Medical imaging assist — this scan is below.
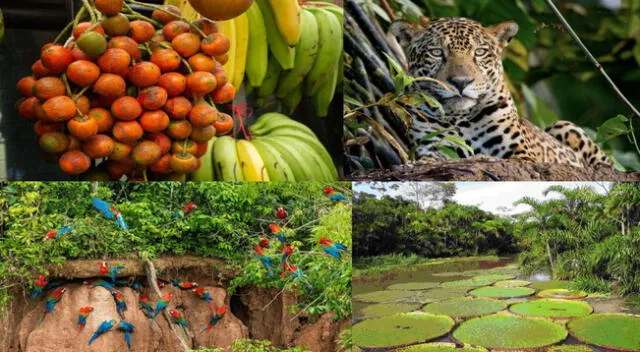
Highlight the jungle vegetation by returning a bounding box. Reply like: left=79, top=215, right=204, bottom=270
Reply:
left=353, top=182, right=640, bottom=295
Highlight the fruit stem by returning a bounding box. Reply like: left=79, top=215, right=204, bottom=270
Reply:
left=80, top=0, right=97, bottom=23
left=122, top=3, right=163, bottom=28
left=73, top=86, right=91, bottom=101
left=53, top=20, right=75, bottom=45
left=61, top=73, right=73, bottom=97
left=124, top=0, right=207, bottom=38
left=73, top=6, right=87, bottom=32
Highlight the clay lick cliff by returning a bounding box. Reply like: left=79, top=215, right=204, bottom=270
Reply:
left=1, top=257, right=349, bottom=352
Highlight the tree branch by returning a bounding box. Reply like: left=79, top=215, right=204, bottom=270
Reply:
left=545, top=0, right=640, bottom=118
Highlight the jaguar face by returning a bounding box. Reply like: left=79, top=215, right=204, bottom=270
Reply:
left=390, top=18, right=518, bottom=111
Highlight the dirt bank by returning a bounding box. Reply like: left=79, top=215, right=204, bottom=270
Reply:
left=349, top=159, right=640, bottom=181
left=0, top=257, right=349, bottom=352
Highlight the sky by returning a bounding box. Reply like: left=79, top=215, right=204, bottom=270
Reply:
left=353, top=182, right=611, bottom=216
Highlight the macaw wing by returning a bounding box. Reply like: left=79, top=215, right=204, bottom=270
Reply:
left=330, top=194, right=346, bottom=201
left=58, top=226, right=73, bottom=236
left=92, top=198, right=115, bottom=219
left=322, top=246, right=341, bottom=259
left=334, top=243, right=348, bottom=251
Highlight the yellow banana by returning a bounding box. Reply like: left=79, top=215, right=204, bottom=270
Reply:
left=236, top=139, right=270, bottom=181
left=217, top=19, right=236, bottom=83
left=251, top=139, right=296, bottom=181
left=213, top=136, right=244, bottom=181
left=256, top=0, right=295, bottom=70
left=245, top=3, right=269, bottom=87
left=268, top=0, right=302, bottom=46
left=232, top=13, right=249, bottom=90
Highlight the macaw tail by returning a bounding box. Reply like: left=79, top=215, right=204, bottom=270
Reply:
left=335, top=243, right=347, bottom=251
left=208, top=302, right=216, bottom=313
left=124, top=332, right=132, bottom=349
left=31, top=289, right=43, bottom=299
left=200, top=325, right=212, bottom=334
left=117, top=308, right=125, bottom=320
left=78, top=323, right=85, bottom=334
left=116, top=214, right=129, bottom=230
left=88, top=332, right=99, bottom=345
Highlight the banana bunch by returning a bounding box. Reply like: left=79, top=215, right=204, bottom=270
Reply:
left=191, top=113, right=338, bottom=181
left=246, top=1, right=344, bottom=117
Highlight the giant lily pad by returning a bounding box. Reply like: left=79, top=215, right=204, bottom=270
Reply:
left=529, top=280, right=571, bottom=290
left=546, top=345, right=594, bottom=352
left=567, top=313, right=640, bottom=351
left=422, top=297, right=507, bottom=319
left=468, top=286, right=535, bottom=299
left=394, top=342, right=487, bottom=351
left=421, top=287, right=471, bottom=301
left=441, top=279, right=495, bottom=288
left=451, top=314, right=568, bottom=350
left=387, top=282, right=440, bottom=291
left=509, top=299, right=593, bottom=319
left=359, top=302, right=420, bottom=319
left=472, top=274, right=516, bottom=281
left=431, top=272, right=465, bottom=277
left=494, top=280, right=531, bottom=287
left=353, top=312, right=455, bottom=349
left=537, top=289, right=587, bottom=300
left=353, top=290, right=416, bottom=303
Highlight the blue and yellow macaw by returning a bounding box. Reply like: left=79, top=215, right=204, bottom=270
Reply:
left=117, top=321, right=135, bottom=350
left=89, top=319, right=116, bottom=345
left=92, top=197, right=129, bottom=230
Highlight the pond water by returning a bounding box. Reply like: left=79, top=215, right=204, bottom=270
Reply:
left=353, top=256, right=640, bottom=351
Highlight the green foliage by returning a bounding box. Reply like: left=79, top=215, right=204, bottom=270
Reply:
left=192, top=339, right=310, bottom=352
left=0, top=182, right=352, bottom=318
left=335, top=328, right=353, bottom=352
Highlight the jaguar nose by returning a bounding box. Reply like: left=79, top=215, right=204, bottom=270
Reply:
left=447, top=77, right=475, bottom=93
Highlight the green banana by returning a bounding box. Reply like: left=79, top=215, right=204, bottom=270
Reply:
left=323, top=5, right=344, bottom=24
left=256, top=0, right=295, bottom=70
left=250, top=113, right=316, bottom=137
left=304, top=8, right=343, bottom=96
left=258, top=56, right=283, bottom=99
left=266, top=129, right=338, bottom=180
left=282, top=86, right=303, bottom=115
left=270, top=135, right=332, bottom=181
left=276, top=9, right=319, bottom=98
left=213, top=136, right=245, bottom=181
left=259, top=137, right=316, bottom=181
left=251, top=139, right=297, bottom=181
left=245, top=3, right=269, bottom=87
left=312, top=61, right=339, bottom=117
left=190, top=136, right=217, bottom=181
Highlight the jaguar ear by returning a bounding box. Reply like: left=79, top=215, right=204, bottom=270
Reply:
left=487, top=21, right=519, bottom=48
left=389, top=20, right=423, bottom=50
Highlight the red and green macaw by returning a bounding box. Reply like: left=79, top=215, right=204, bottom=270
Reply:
left=77, top=306, right=94, bottom=333
left=174, top=202, right=198, bottom=218
left=139, top=293, right=153, bottom=318
left=171, top=280, right=198, bottom=290
left=99, top=262, right=125, bottom=283
left=280, top=245, right=294, bottom=279
left=319, top=237, right=348, bottom=260
left=117, top=321, right=135, bottom=350
left=89, top=319, right=116, bottom=345
left=254, top=242, right=274, bottom=277
left=31, top=274, right=48, bottom=299
left=151, top=292, right=172, bottom=322
left=43, top=226, right=73, bottom=240
left=269, top=224, right=288, bottom=245
left=112, top=290, right=127, bottom=319
left=169, top=309, right=189, bottom=333
left=41, top=287, right=66, bottom=324
left=275, top=206, right=288, bottom=219
left=192, top=288, right=213, bottom=303
left=83, top=279, right=115, bottom=291
left=323, top=186, right=347, bottom=202
left=92, top=197, right=129, bottom=230
left=285, top=264, right=312, bottom=289
left=201, top=305, right=227, bottom=334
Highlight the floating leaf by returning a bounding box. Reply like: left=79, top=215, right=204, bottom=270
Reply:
left=395, top=342, right=487, bottom=352
left=468, top=286, right=535, bottom=299
left=494, top=280, right=531, bottom=287
left=359, top=302, right=420, bottom=319
left=422, top=297, right=507, bottom=319
left=353, top=312, right=455, bottom=349
left=509, top=299, right=593, bottom=319
left=387, top=282, right=440, bottom=291
left=529, top=280, right=571, bottom=290
left=568, top=313, right=640, bottom=351
left=537, top=289, right=587, bottom=300
left=441, top=279, right=495, bottom=288
left=472, top=274, right=516, bottom=281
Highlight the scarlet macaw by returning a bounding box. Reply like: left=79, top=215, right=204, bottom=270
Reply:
left=41, top=287, right=65, bottom=323
left=192, top=288, right=213, bottom=303
left=269, top=224, right=287, bottom=245
left=139, top=293, right=153, bottom=318
left=31, top=274, right=48, bottom=299
left=174, top=202, right=198, bottom=218
left=319, top=237, right=348, bottom=260
left=112, top=290, right=127, bottom=319
left=117, top=321, right=135, bottom=350
left=100, top=262, right=125, bottom=283
left=280, top=245, right=294, bottom=279
left=200, top=305, right=227, bottom=334
left=92, top=197, right=129, bottom=230
left=43, top=226, right=73, bottom=240
left=286, top=264, right=312, bottom=289
left=322, top=187, right=347, bottom=201
left=254, top=244, right=274, bottom=277
left=275, top=206, right=288, bottom=219
left=77, top=306, right=94, bottom=333
left=88, top=319, right=116, bottom=345
left=151, top=293, right=172, bottom=322
left=171, top=280, right=198, bottom=290
left=83, top=279, right=115, bottom=291
left=169, top=309, right=189, bottom=333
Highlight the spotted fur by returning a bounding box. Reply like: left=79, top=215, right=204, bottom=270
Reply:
left=389, top=17, right=610, bottom=168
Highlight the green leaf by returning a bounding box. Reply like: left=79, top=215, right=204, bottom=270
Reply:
left=418, top=128, right=455, bottom=143
left=596, top=115, right=630, bottom=144
left=438, top=146, right=461, bottom=159
left=521, top=84, right=560, bottom=128
left=443, top=135, right=474, bottom=154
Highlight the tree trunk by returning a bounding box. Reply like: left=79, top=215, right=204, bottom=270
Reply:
left=546, top=241, right=555, bottom=276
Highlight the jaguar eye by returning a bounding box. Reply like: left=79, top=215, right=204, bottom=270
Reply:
left=475, top=48, right=489, bottom=56
left=428, top=49, right=444, bottom=57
